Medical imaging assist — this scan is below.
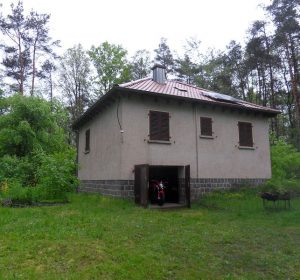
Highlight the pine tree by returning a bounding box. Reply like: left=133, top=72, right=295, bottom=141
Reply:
left=154, top=38, right=174, bottom=75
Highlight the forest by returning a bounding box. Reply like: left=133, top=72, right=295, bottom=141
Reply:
left=0, top=0, right=299, bottom=202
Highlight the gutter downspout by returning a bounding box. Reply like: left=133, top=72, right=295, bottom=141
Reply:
left=75, top=130, right=79, bottom=192
left=193, top=104, right=199, bottom=179
left=116, top=95, right=124, bottom=144
left=116, top=95, right=123, bottom=180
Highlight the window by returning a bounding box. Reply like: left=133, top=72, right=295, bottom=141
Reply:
left=149, top=110, right=170, bottom=141
left=238, top=122, right=253, bottom=147
left=200, top=117, right=213, bottom=137
left=85, top=129, right=90, bottom=152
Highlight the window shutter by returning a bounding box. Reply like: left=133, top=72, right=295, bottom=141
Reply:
left=149, top=111, right=160, bottom=140
left=238, top=122, right=253, bottom=147
left=200, top=117, right=213, bottom=136
left=85, top=129, right=90, bottom=151
left=149, top=111, right=170, bottom=141
left=160, top=112, right=169, bottom=141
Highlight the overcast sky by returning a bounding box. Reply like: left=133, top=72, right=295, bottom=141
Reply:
left=3, top=0, right=272, bottom=57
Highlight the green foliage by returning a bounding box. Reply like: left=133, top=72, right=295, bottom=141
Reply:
left=0, top=94, right=67, bottom=157
left=89, top=41, right=132, bottom=95
left=271, top=140, right=300, bottom=180
left=59, top=44, right=92, bottom=122
left=154, top=37, right=174, bottom=74
left=263, top=140, right=300, bottom=193
left=0, top=94, right=77, bottom=203
left=0, top=155, right=34, bottom=186
left=4, top=181, right=33, bottom=204
left=199, top=188, right=262, bottom=212
left=130, top=49, right=152, bottom=80
left=0, top=1, right=59, bottom=95
left=175, top=54, right=199, bottom=84
left=36, top=150, right=79, bottom=200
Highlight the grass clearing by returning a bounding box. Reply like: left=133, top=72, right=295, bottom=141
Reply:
left=0, top=189, right=300, bottom=279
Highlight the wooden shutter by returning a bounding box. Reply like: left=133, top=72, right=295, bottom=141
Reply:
left=185, top=165, right=191, bottom=208
left=238, top=122, right=253, bottom=147
left=200, top=117, right=212, bottom=136
left=149, top=111, right=170, bottom=141
left=134, top=164, right=149, bottom=207
left=85, top=129, right=90, bottom=151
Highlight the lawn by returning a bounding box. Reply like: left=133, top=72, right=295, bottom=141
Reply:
left=0, top=189, right=300, bottom=280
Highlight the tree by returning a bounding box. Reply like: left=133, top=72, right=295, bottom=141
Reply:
left=183, top=37, right=203, bottom=64
left=131, top=49, right=151, bottom=80
left=0, top=88, right=6, bottom=115
left=0, top=94, right=77, bottom=200
left=58, top=44, right=92, bottom=123
left=38, top=59, right=56, bottom=104
left=175, top=38, right=206, bottom=86
left=0, top=1, right=30, bottom=94
left=193, top=49, right=236, bottom=96
left=0, top=95, right=68, bottom=158
left=26, top=10, right=60, bottom=95
left=174, top=54, right=199, bottom=84
left=0, top=1, right=59, bottom=95
left=88, top=41, right=132, bottom=95
left=154, top=38, right=174, bottom=75
left=267, top=0, right=300, bottom=147
left=226, top=41, right=249, bottom=100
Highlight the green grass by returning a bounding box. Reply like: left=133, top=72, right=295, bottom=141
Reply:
left=0, top=189, right=300, bottom=280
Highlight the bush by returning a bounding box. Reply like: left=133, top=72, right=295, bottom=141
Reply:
left=262, top=140, right=300, bottom=194
left=0, top=95, right=69, bottom=157
left=36, top=149, right=79, bottom=200
left=0, top=155, right=35, bottom=186
left=0, top=94, right=78, bottom=204
left=271, top=140, right=300, bottom=180
left=0, top=181, right=33, bottom=204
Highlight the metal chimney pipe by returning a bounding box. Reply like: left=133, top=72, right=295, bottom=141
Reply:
left=152, top=64, right=166, bottom=84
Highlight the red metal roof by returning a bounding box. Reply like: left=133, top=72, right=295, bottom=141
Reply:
left=119, top=78, right=279, bottom=114
left=73, top=77, right=280, bottom=129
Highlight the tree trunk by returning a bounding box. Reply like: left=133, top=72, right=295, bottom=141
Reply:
left=49, top=70, right=53, bottom=111
left=31, top=42, right=37, bottom=96
left=18, top=35, right=24, bottom=95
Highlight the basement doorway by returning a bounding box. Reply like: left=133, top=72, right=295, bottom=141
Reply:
left=149, top=166, right=179, bottom=203
left=134, top=164, right=190, bottom=208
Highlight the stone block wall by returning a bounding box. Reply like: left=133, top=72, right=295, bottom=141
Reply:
left=190, top=178, right=266, bottom=201
left=78, top=180, right=134, bottom=199
left=79, top=178, right=266, bottom=202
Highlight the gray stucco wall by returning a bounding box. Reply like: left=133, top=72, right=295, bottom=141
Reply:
left=120, top=95, right=271, bottom=180
left=77, top=101, right=122, bottom=180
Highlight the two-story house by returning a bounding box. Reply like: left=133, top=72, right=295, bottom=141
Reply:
left=72, top=65, right=279, bottom=207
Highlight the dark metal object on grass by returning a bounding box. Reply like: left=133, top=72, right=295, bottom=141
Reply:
left=260, top=192, right=291, bottom=209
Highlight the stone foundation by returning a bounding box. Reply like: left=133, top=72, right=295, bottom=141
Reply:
left=78, top=180, right=134, bottom=199
left=190, top=178, right=266, bottom=201
left=79, top=178, right=266, bottom=202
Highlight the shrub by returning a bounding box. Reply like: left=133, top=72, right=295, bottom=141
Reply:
left=1, top=181, right=33, bottom=204
left=0, top=155, right=35, bottom=186
left=262, top=140, right=300, bottom=194
left=0, top=95, right=69, bottom=157
left=0, top=94, right=78, bottom=204
left=36, top=149, right=79, bottom=200
left=271, top=140, right=300, bottom=180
